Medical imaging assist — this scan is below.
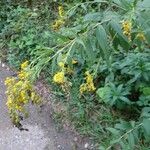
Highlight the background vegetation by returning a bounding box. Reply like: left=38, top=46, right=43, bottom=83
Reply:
left=0, top=0, right=150, bottom=149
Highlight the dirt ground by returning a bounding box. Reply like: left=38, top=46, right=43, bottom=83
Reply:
left=0, top=64, right=89, bottom=150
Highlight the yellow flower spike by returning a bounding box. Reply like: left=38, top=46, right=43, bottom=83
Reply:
left=20, top=91, right=26, bottom=100
left=53, top=71, right=65, bottom=84
left=79, top=71, right=96, bottom=94
left=66, top=67, right=74, bottom=75
left=22, top=80, right=31, bottom=89
left=31, top=92, right=40, bottom=104
left=58, top=6, right=64, bottom=18
left=5, top=77, right=16, bottom=86
left=87, top=82, right=96, bottom=92
left=52, top=19, right=65, bottom=31
left=6, top=99, right=13, bottom=108
left=5, top=60, right=40, bottom=125
left=18, top=71, right=30, bottom=80
left=122, top=20, right=132, bottom=41
left=15, top=80, right=23, bottom=87
left=15, top=105, right=23, bottom=112
left=136, top=32, right=146, bottom=41
left=31, top=92, right=36, bottom=100
left=21, top=61, right=29, bottom=69
left=85, top=71, right=93, bottom=83
left=80, top=83, right=87, bottom=94
left=58, top=62, right=65, bottom=68
left=13, top=87, right=17, bottom=93
left=72, top=59, right=78, bottom=65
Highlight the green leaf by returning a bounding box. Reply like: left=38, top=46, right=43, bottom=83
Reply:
left=106, top=127, right=120, bottom=135
left=84, top=12, right=102, bottom=22
left=120, top=96, right=131, bottom=104
left=142, top=87, right=150, bottom=96
left=110, top=138, right=120, bottom=145
left=141, top=107, right=150, bottom=118
left=96, top=25, right=111, bottom=68
left=143, top=119, right=150, bottom=136
left=96, top=87, right=110, bottom=103
left=128, top=133, right=135, bottom=149
left=115, top=121, right=131, bottom=131
left=96, top=25, right=107, bottom=51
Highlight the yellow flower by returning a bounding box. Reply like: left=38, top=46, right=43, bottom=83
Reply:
left=85, top=71, right=93, bottom=83
left=5, top=61, right=40, bottom=125
left=18, top=71, right=29, bottom=80
left=66, top=67, right=74, bottom=74
left=6, top=99, right=13, bottom=108
left=31, top=92, right=36, bottom=100
left=13, top=87, right=17, bottom=93
left=53, top=71, right=65, bottom=84
left=58, top=6, right=64, bottom=18
left=122, top=20, right=132, bottom=41
left=87, top=82, right=96, bottom=92
left=79, top=71, right=96, bottom=94
left=22, top=80, right=32, bottom=89
left=15, top=80, right=23, bottom=87
left=72, top=59, right=78, bottom=65
left=15, top=105, right=23, bottom=111
left=52, top=19, right=65, bottom=31
left=5, top=77, right=16, bottom=86
left=80, top=83, right=87, bottom=94
left=31, top=92, right=40, bottom=104
left=136, top=32, right=146, bottom=41
left=58, top=62, right=65, bottom=68
left=21, top=61, right=28, bottom=69
left=20, top=91, right=26, bottom=100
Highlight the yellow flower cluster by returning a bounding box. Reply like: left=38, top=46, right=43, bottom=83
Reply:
left=53, top=71, right=65, bottom=84
left=5, top=61, right=40, bottom=124
left=58, top=61, right=65, bottom=68
left=18, top=61, right=30, bottom=80
left=52, top=6, right=65, bottom=31
left=59, top=61, right=73, bottom=74
left=80, top=71, right=96, bottom=94
left=122, top=20, right=132, bottom=41
left=136, top=32, right=146, bottom=41
left=53, top=60, right=76, bottom=85
left=21, top=60, right=28, bottom=69
left=58, top=6, right=64, bottom=18
left=53, top=59, right=77, bottom=84
left=52, top=19, right=65, bottom=31
left=72, top=59, right=78, bottom=65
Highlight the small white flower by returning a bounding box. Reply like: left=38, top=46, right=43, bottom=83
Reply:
left=84, top=143, right=89, bottom=149
left=2, top=63, right=5, bottom=67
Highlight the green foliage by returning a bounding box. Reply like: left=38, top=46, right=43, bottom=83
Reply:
left=1, top=0, right=150, bottom=149
left=97, top=83, right=130, bottom=107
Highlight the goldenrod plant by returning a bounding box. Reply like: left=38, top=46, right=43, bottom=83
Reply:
left=5, top=61, right=40, bottom=125
left=52, top=6, right=65, bottom=31
left=80, top=71, right=96, bottom=94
